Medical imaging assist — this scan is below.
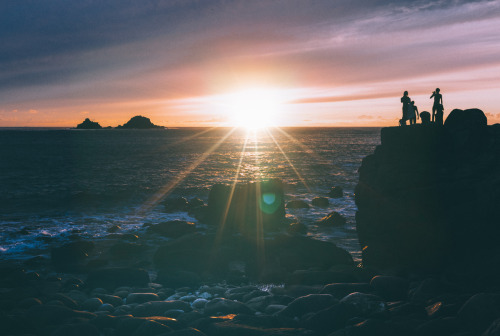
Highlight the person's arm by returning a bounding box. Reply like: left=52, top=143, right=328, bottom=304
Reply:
left=416, top=107, right=419, bottom=119
left=430, top=92, right=435, bottom=99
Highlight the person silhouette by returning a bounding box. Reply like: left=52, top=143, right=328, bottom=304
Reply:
left=407, top=101, right=419, bottom=125
left=400, top=91, right=411, bottom=126
left=435, top=103, right=444, bottom=126
left=430, top=88, right=443, bottom=122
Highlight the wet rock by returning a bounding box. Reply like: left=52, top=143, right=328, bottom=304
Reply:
left=370, top=275, right=409, bottom=301
left=320, top=283, right=372, bottom=299
left=86, top=267, right=150, bottom=290
left=287, top=270, right=358, bottom=286
left=207, top=179, right=286, bottom=233
left=147, top=220, right=196, bottom=238
left=17, top=297, right=43, bottom=309
left=484, top=318, right=500, bottom=336
left=192, top=298, right=209, bottom=310
left=286, top=200, right=310, bottom=209
left=317, top=211, right=346, bottom=226
left=52, top=322, right=100, bottom=336
left=204, top=298, right=253, bottom=316
left=312, top=197, right=329, bottom=207
left=109, top=242, right=147, bottom=259
left=188, top=197, right=205, bottom=209
left=415, top=317, right=461, bottom=336
left=95, top=294, right=123, bottom=307
left=107, top=225, right=121, bottom=233
left=126, top=293, right=160, bottom=304
left=339, top=292, right=386, bottom=317
left=97, top=303, right=115, bottom=313
left=277, top=294, right=338, bottom=318
left=328, top=186, right=343, bottom=198
left=409, top=278, right=441, bottom=303
left=302, top=302, right=357, bottom=334
left=26, top=304, right=96, bottom=326
left=82, top=298, right=103, bottom=312
left=168, top=328, right=208, bottom=336
left=132, top=320, right=173, bottom=336
left=49, top=293, right=79, bottom=309
left=287, top=222, right=307, bottom=235
left=132, top=300, right=192, bottom=317
left=164, top=197, right=189, bottom=212
left=51, top=241, right=95, bottom=270
left=457, top=293, right=500, bottom=334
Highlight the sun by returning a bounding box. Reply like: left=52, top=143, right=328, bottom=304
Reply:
left=222, top=88, right=283, bottom=129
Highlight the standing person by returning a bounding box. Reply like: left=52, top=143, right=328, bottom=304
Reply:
left=407, top=101, right=419, bottom=125
left=400, top=91, right=411, bottom=126
left=435, top=103, right=444, bottom=126
left=430, top=88, right=443, bottom=122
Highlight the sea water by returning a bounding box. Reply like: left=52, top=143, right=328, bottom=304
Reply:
left=0, top=127, right=380, bottom=262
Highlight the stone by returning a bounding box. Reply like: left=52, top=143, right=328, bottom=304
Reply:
left=320, top=283, right=372, bottom=299
left=207, top=179, right=286, bottom=233
left=415, top=317, right=461, bottom=336
left=285, top=200, right=310, bottom=209
left=317, top=211, right=347, bottom=226
left=328, top=186, right=343, bottom=198
left=108, top=242, right=147, bottom=259
left=51, top=241, right=95, bottom=270
left=95, top=294, right=123, bottom=307
left=132, top=300, right=192, bottom=317
left=312, top=197, right=330, bottom=207
left=484, top=318, right=500, bottom=336
left=204, top=298, right=254, bottom=316
left=287, top=222, right=307, bottom=235
left=82, top=298, right=103, bottom=312
left=370, top=275, right=409, bottom=301
left=457, top=293, right=500, bottom=334
left=192, top=298, right=209, bottom=309
left=132, top=320, right=173, bottom=336
left=302, top=303, right=357, bottom=334
left=147, top=220, right=196, bottom=237
left=277, top=294, right=338, bottom=318
left=86, top=267, right=150, bottom=290
left=163, top=197, right=189, bottom=213
left=126, top=293, right=160, bottom=304
left=167, top=328, right=208, bottom=336
left=52, top=322, right=100, bottom=336
left=339, top=292, right=386, bottom=317
left=286, top=270, right=357, bottom=286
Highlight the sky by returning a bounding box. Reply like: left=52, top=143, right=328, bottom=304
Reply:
left=1, top=0, right=500, bottom=127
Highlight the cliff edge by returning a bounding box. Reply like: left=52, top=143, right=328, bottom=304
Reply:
left=355, top=109, right=500, bottom=278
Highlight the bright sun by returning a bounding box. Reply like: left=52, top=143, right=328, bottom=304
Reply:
left=222, top=88, right=283, bottom=129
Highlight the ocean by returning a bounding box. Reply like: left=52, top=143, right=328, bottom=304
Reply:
left=0, top=127, right=380, bottom=262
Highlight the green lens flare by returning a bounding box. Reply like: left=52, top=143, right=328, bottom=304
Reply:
left=260, top=192, right=281, bottom=214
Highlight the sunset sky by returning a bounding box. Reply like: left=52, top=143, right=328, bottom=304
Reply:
left=1, top=0, right=500, bottom=127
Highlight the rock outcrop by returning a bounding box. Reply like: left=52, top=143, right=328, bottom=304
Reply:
left=355, top=109, right=500, bottom=276
left=75, top=118, right=102, bottom=129
left=116, top=115, right=164, bottom=129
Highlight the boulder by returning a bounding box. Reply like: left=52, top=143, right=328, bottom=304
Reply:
left=207, top=179, right=286, bottom=233
left=204, top=298, right=253, bottom=316
left=370, top=275, right=409, bottom=301
left=126, top=293, right=160, bottom=304
left=328, top=186, right=343, bottom=198
left=457, top=293, right=500, bottom=334
left=51, top=241, right=95, bottom=270
left=277, top=294, right=338, bottom=318
left=147, top=220, right=196, bottom=238
left=355, top=109, right=500, bottom=274
left=132, top=300, right=192, bottom=317
left=317, top=211, right=346, bottom=226
left=163, top=197, right=189, bottom=213
left=312, top=197, right=329, bottom=207
left=86, top=267, right=150, bottom=290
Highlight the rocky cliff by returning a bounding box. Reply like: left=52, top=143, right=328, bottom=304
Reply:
left=355, top=109, right=500, bottom=278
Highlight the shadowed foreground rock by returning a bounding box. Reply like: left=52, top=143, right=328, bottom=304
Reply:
left=355, top=108, right=500, bottom=276
left=206, top=179, right=286, bottom=234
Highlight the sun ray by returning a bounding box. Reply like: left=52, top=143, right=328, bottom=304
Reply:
left=137, top=127, right=237, bottom=214
left=266, top=128, right=312, bottom=193
left=274, top=127, right=324, bottom=162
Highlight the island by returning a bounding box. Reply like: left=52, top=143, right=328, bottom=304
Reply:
left=75, top=118, right=102, bottom=129
left=116, top=115, right=165, bottom=129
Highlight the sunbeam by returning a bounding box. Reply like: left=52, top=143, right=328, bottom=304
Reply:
left=137, top=127, right=237, bottom=214
left=266, top=128, right=312, bottom=193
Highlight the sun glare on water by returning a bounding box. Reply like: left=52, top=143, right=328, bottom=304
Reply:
left=222, top=88, right=284, bottom=130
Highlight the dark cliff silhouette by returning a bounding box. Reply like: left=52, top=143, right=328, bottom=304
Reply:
left=116, top=115, right=165, bottom=129
left=355, top=109, right=500, bottom=281
left=75, top=118, right=102, bottom=129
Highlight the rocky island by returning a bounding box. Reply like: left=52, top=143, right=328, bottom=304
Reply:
left=116, top=115, right=165, bottom=129
left=75, top=118, right=103, bottom=129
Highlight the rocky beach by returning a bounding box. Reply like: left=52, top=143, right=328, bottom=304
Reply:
left=2, top=109, right=500, bottom=336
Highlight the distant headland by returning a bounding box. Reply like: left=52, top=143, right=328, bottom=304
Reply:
left=75, top=116, right=165, bottom=129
